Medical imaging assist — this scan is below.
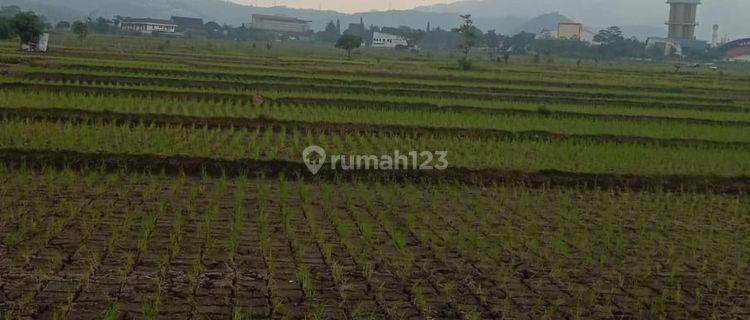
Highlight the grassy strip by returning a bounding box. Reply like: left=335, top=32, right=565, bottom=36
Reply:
left=2, top=88, right=749, bottom=143
left=2, top=106, right=749, bottom=150
left=1, top=119, right=749, bottom=176
left=0, top=148, right=748, bottom=194
left=28, top=50, right=750, bottom=95
left=15, top=66, right=733, bottom=104
left=2, top=85, right=749, bottom=125
left=14, top=75, right=739, bottom=112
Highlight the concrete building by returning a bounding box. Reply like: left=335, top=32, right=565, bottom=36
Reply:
left=250, top=14, right=310, bottom=33
left=722, top=38, right=750, bottom=61
left=345, top=17, right=367, bottom=36
left=557, top=22, right=582, bottom=39
left=371, top=32, right=408, bottom=48
left=667, top=0, right=700, bottom=40
left=121, top=18, right=177, bottom=34
left=171, top=16, right=204, bottom=31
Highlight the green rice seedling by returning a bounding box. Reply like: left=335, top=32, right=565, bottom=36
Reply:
left=50, top=281, right=79, bottom=320
left=361, top=261, right=374, bottom=283
left=359, top=219, right=374, bottom=244
left=352, top=303, right=375, bottom=320
left=297, top=264, right=314, bottom=299
left=331, top=260, right=348, bottom=299
left=293, top=238, right=305, bottom=261
left=305, top=304, right=325, bottom=320
left=392, top=231, right=407, bottom=251
left=322, top=243, right=333, bottom=262
left=19, top=244, right=34, bottom=265
left=118, top=252, right=136, bottom=283
left=138, top=208, right=160, bottom=253
left=229, top=176, right=246, bottom=265
left=188, top=255, right=202, bottom=287
left=282, top=207, right=295, bottom=241
left=103, top=302, right=119, bottom=320
left=268, top=277, right=284, bottom=316
left=233, top=307, right=251, bottom=320
left=169, top=207, right=185, bottom=260
left=411, top=282, right=430, bottom=318
left=334, top=219, right=349, bottom=240
left=228, top=210, right=243, bottom=262
left=143, top=277, right=164, bottom=320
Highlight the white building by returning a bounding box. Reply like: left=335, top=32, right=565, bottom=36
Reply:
left=371, top=32, right=408, bottom=48
left=21, top=33, right=49, bottom=52
left=121, top=18, right=177, bottom=34
left=251, top=14, right=310, bottom=33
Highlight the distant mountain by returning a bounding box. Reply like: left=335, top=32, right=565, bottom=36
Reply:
left=0, top=0, right=525, bottom=34
left=3, top=0, right=746, bottom=41
left=513, top=12, right=570, bottom=34
left=417, top=0, right=750, bottom=40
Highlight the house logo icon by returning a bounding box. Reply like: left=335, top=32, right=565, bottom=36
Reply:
left=302, top=145, right=326, bottom=175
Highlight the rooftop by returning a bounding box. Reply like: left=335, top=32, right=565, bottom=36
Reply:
left=252, top=14, right=310, bottom=24
left=666, top=0, right=701, bottom=4
left=122, top=18, right=177, bottom=26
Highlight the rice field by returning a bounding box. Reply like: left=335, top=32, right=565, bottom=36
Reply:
left=0, top=36, right=748, bottom=319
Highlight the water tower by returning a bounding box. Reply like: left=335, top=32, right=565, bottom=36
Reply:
left=712, top=24, right=719, bottom=46
left=666, top=0, right=700, bottom=40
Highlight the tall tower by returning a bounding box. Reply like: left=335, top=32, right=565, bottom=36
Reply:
left=667, top=0, right=700, bottom=40
left=711, top=24, right=719, bottom=46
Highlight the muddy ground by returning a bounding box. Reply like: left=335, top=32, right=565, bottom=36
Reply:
left=1, top=169, right=749, bottom=319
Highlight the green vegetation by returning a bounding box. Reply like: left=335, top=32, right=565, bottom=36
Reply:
left=0, top=34, right=748, bottom=319
left=335, top=34, right=362, bottom=58
left=71, top=21, right=88, bottom=43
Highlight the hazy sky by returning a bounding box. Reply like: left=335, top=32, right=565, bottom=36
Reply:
left=229, top=0, right=450, bottom=13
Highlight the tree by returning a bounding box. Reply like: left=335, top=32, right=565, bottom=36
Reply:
left=9, top=12, right=45, bottom=48
left=204, top=21, right=222, bottom=38
left=532, top=38, right=592, bottom=58
left=505, top=32, right=536, bottom=54
left=453, top=14, right=479, bottom=60
left=0, top=17, right=13, bottom=40
left=89, top=17, right=112, bottom=34
left=420, top=28, right=461, bottom=51
left=335, top=34, right=362, bottom=58
left=72, top=21, right=88, bottom=42
left=316, top=20, right=340, bottom=43
left=593, top=26, right=644, bottom=58
left=593, top=26, right=624, bottom=46
left=484, top=30, right=506, bottom=51
left=55, top=21, right=70, bottom=31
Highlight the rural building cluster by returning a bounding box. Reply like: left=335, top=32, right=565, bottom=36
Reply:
left=2, top=0, right=747, bottom=60
left=120, top=18, right=178, bottom=35
left=118, top=16, right=204, bottom=36
left=114, top=14, right=409, bottom=50
left=639, top=0, right=749, bottom=60
left=250, top=14, right=311, bottom=34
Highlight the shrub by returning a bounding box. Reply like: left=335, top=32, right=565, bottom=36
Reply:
left=457, top=57, right=472, bottom=70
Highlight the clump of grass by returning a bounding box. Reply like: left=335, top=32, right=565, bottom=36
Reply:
left=103, top=302, right=119, bottom=320
left=297, top=264, right=314, bottom=299
left=143, top=277, right=164, bottom=319
left=411, top=282, right=430, bottom=317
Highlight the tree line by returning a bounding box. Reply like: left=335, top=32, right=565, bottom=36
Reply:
left=1, top=6, right=723, bottom=61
